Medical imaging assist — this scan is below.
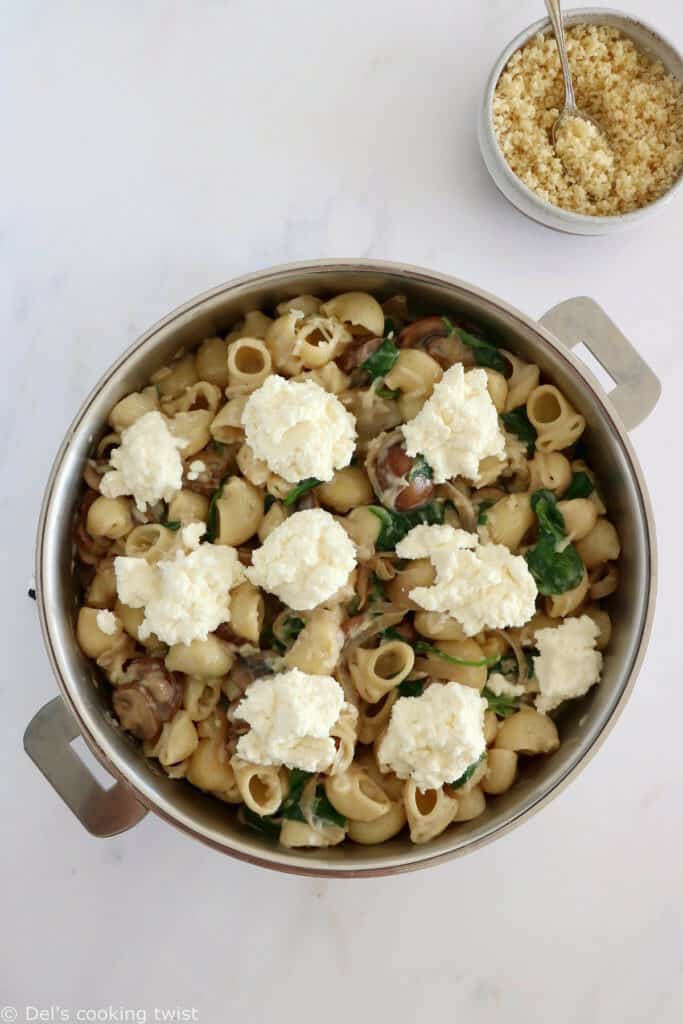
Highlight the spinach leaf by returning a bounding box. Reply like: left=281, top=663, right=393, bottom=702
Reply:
left=492, top=650, right=536, bottom=681
left=361, top=338, right=399, bottom=381
left=450, top=753, right=486, bottom=790
left=375, top=384, right=401, bottom=400
left=283, top=478, right=321, bottom=507
left=264, top=493, right=276, bottom=513
left=384, top=316, right=396, bottom=337
left=482, top=687, right=520, bottom=719
left=443, top=318, right=509, bottom=376
left=563, top=471, right=595, bottom=501
left=397, top=678, right=425, bottom=698
left=211, top=440, right=226, bottom=455
left=280, top=768, right=312, bottom=822
left=261, top=625, right=286, bottom=655
left=205, top=476, right=229, bottom=542
left=369, top=501, right=444, bottom=551
left=312, top=786, right=347, bottom=828
left=501, top=406, right=537, bottom=455
left=369, top=573, right=386, bottom=605
left=161, top=520, right=182, bottom=531
left=239, top=806, right=281, bottom=839
left=525, top=489, right=585, bottom=595
left=413, top=639, right=500, bottom=668
left=477, top=500, right=494, bottom=525
left=533, top=488, right=566, bottom=535
left=282, top=616, right=305, bottom=645
left=381, top=627, right=498, bottom=668
left=408, top=454, right=433, bottom=482
left=279, top=771, right=347, bottom=828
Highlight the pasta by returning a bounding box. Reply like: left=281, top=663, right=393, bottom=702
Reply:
left=74, top=291, right=619, bottom=850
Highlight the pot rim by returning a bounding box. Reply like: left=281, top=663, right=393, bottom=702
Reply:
left=480, top=7, right=683, bottom=231
left=35, top=259, right=657, bottom=877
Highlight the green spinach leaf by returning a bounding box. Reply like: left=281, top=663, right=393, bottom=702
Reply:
left=312, top=786, right=347, bottom=828
left=413, top=639, right=500, bottom=668
left=279, top=771, right=347, bottom=828
left=450, top=753, right=486, bottom=790
left=361, top=338, right=399, bottom=381
left=563, top=471, right=595, bottom=501
left=482, top=687, right=520, bottom=719
left=381, top=627, right=499, bottom=668
left=283, top=478, right=321, bottom=507
left=280, top=768, right=312, bottom=822
left=239, top=806, right=281, bottom=839
left=161, top=520, right=182, bottom=531
left=282, top=616, right=306, bottom=645
left=375, top=385, right=401, bottom=400
left=525, top=489, right=585, bottom=595
left=408, top=454, right=433, bottom=482
left=501, top=406, right=537, bottom=455
left=477, top=500, right=494, bottom=525
left=369, top=573, right=386, bottom=605
left=397, top=678, right=425, bottom=698
left=369, top=501, right=444, bottom=551
left=443, top=318, right=509, bottom=376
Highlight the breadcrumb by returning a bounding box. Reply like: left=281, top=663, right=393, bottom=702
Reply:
left=493, top=24, right=683, bottom=215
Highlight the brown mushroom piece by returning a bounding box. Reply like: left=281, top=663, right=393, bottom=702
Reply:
left=366, top=431, right=435, bottom=512
left=113, top=656, right=184, bottom=740
left=184, top=444, right=235, bottom=497
left=73, top=489, right=110, bottom=565
left=113, top=684, right=163, bottom=741
left=398, top=316, right=476, bottom=370
left=336, top=335, right=383, bottom=374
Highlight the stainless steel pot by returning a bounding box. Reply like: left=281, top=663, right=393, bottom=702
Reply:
left=25, top=260, right=660, bottom=877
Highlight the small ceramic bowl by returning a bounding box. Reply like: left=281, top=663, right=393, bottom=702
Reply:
left=478, top=7, right=683, bottom=235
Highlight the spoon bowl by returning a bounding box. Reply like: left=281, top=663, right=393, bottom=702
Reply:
left=544, top=0, right=614, bottom=193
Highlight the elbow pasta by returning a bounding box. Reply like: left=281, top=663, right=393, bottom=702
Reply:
left=74, top=292, right=620, bottom=849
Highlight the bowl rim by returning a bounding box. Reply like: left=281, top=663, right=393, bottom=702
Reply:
left=482, top=6, right=683, bottom=227
left=35, top=259, right=657, bottom=877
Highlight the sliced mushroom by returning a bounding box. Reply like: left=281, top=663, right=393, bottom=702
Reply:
left=120, top=657, right=183, bottom=722
left=366, top=431, right=435, bottom=512
left=74, top=490, right=110, bottom=565
left=113, top=684, right=164, bottom=741
left=183, top=445, right=236, bottom=497
left=397, top=316, right=477, bottom=370
left=336, top=335, right=383, bottom=374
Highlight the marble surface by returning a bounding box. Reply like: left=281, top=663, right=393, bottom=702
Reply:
left=3, top=2, right=683, bottom=1021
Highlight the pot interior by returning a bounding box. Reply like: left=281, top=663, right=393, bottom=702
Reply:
left=38, top=262, right=653, bottom=875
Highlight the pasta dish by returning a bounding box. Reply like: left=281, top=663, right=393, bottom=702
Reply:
left=74, top=291, right=620, bottom=848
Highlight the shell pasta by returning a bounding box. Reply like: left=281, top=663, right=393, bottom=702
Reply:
left=74, top=293, right=619, bottom=849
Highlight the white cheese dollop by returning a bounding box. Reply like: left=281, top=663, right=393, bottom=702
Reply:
left=486, top=673, right=525, bottom=698
left=95, top=609, right=120, bottom=636
left=242, top=374, right=356, bottom=483
left=235, top=667, right=348, bottom=772
left=534, top=616, right=603, bottom=713
left=401, top=363, right=505, bottom=483
left=114, top=541, right=244, bottom=647
left=100, top=410, right=186, bottom=511
left=187, top=459, right=206, bottom=481
left=396, top=524, right=537, bottom=636
left=246, top=508, right=357, bottom=611
left=378, top=681, right=487, bottom=792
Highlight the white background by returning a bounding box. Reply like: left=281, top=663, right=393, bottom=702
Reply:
left=3, top=2, right=682, bottom=1021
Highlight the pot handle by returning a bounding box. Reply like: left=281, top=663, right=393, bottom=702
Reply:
left=539, top=297, right=661, bottom=430
left=24, top=697, right=148, bottom=837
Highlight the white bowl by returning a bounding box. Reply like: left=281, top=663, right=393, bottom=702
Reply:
left=478, top=7, right=683, bottom=235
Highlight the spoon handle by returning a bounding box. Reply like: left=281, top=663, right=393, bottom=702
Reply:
left=545, top=0, right=576, bottom=110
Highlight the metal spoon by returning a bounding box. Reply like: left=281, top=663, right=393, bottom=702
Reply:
left=544, top=0, right=605, bottom=148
